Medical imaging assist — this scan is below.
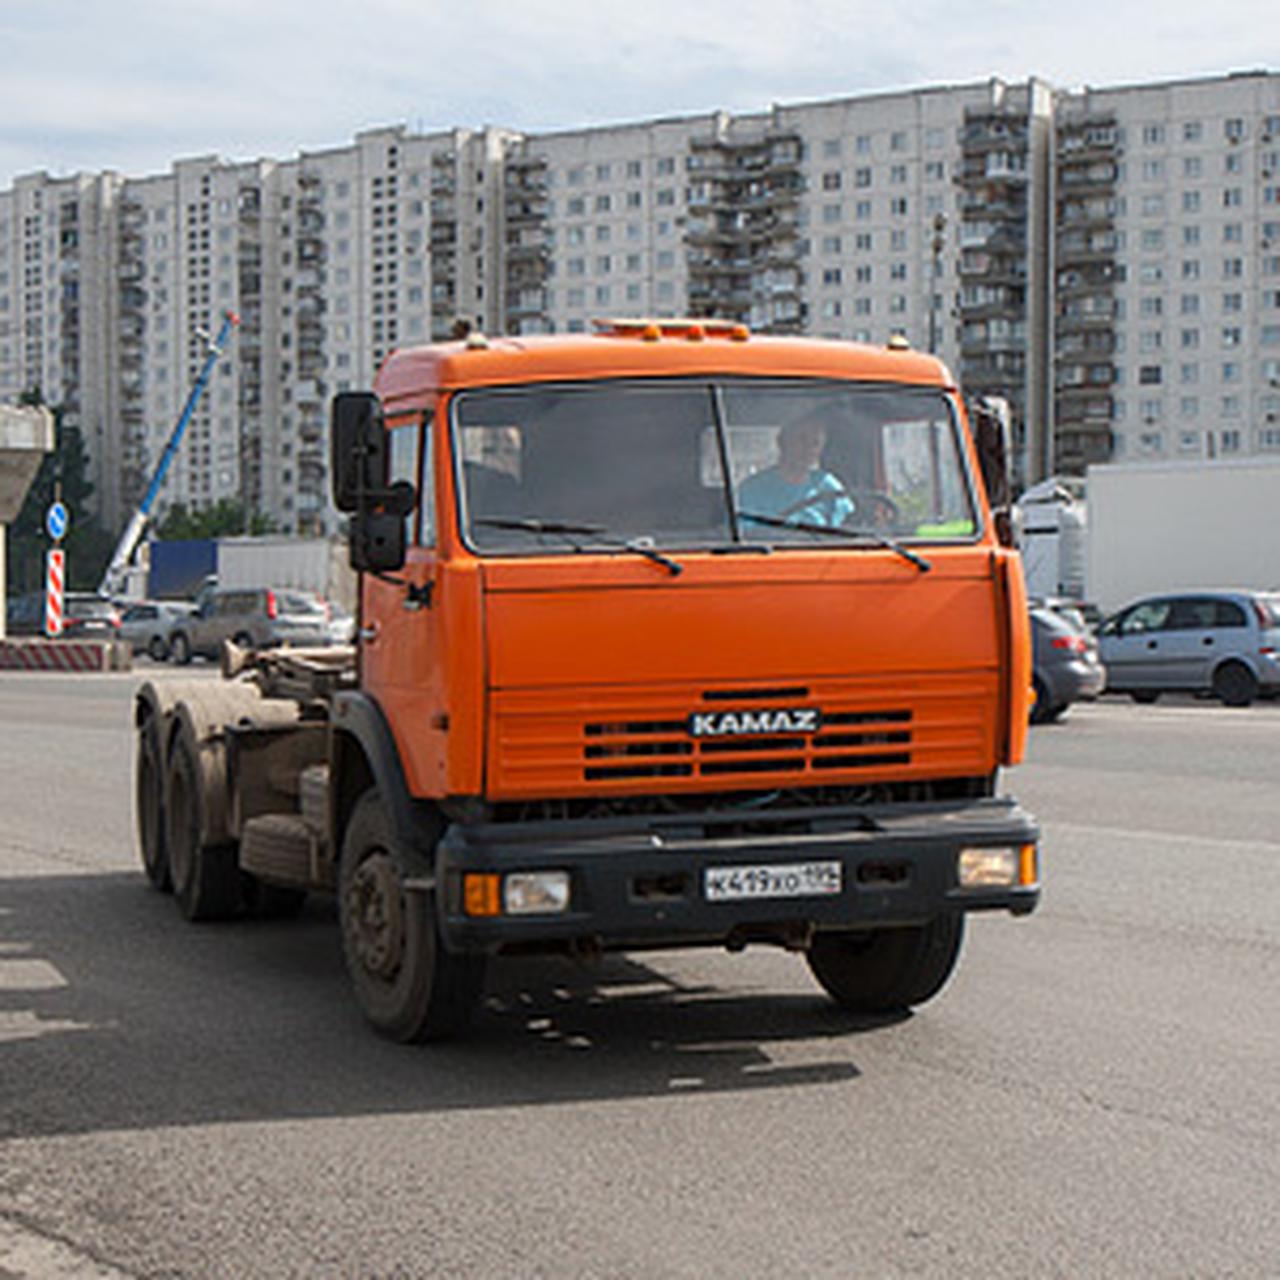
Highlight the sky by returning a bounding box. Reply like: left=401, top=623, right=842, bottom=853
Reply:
left=1, top=0, right=1276, bottom=188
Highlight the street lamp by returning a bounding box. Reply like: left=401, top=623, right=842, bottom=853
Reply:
left=928, top=212, right=947, bottom=354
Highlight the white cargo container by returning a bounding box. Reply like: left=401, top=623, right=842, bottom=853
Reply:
left=1085, top=459, right=1280, bottom=615
left=216, top=536, right=356, bottom=613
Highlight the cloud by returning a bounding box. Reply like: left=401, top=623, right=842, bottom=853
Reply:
left=0, top=0, right=1276, bottom=185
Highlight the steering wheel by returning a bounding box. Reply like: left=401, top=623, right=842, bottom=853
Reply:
left=776, top=483, right=900, bottom=527
left=844, top=489, right=901, bottom=527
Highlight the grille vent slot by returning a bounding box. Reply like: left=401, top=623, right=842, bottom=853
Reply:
left=582, top=701, right=913, bottom=782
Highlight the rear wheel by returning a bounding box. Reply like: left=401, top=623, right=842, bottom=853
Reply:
left=169, top=631, right=192, bottom=666
left=1212, top=661, right=1257, bottom=707
left=147, top=634, right=169, bottom=662
left=166, top=733, right=241, bottom=921
left=1030, top=676, right=1051, bottom=724
left=806, top=914, right=965, bottom=1013
left=1131, top=690, right=1160, bottom=705
left=135, top=716, right=171, bottom=892
left=339, top=790, right=485, bottom=1043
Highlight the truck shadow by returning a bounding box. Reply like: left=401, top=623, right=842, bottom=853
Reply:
left=0, top=871, right=900, bottom=1141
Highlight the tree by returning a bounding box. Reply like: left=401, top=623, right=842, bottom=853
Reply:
left=5, top=391, right=114, bottom=598
left=154, top=499, right=276, bottom=541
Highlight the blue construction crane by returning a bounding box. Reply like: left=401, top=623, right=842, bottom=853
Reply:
left=100, top=310, right=240, bottom=597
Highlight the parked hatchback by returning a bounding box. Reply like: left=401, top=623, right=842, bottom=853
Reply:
left=168, top=587, right=336, bottom=663
left=117, top=600, right=196, bottom=661
left=1097, top=589, right=1280, bottom=706
left=1030, top=605, right=1106, bottom=723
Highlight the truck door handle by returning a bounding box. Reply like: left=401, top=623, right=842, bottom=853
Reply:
left=1146, top=640, right=1158, bottom=649
left=1202, top=637, right=1214, bottom=645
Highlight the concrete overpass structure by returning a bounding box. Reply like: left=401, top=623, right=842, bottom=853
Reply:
left=0, top=404, right=55, bottom=639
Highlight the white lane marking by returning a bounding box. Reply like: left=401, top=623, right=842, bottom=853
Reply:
left=1047, top=819, right=1280, bottom=855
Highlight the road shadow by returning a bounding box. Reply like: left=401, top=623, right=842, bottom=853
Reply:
left=0, top=870, right=898, bottom=1140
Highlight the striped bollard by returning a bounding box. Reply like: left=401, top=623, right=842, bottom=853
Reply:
left=45, top=548, right=65, bottom=638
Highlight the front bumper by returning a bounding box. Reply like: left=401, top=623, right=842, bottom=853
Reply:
left=436, top=796, right=1039, bottom=954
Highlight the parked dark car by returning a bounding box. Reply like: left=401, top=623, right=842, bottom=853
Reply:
left=1030, top=604, right=1106, bottom=724
left=4, top=590, right=120, bottom=639
left=168, top=586, right=338, bottom=664
left=1097, top=589, right=1280, bottom=706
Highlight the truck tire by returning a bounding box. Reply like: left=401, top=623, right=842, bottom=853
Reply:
left=136, top=714, right=171, bottom=892
left=166, top=732, right=242, bottom=921
left=339, top=790, right=485, bottom=1043
left=806, top=914, right=965, bottom=1014
left=1212, top=661, right=1257, bottom=708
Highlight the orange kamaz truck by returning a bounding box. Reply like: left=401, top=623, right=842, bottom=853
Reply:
left=135, top=320, right=1039, bottom=1042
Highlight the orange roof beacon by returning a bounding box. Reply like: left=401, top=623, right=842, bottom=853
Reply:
left=135, top=322, right=1039, bottom=1043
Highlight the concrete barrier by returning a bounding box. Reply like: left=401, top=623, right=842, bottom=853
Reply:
left=0, top=640, right=132, bottom=672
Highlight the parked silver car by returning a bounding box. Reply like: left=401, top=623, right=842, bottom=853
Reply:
left=1097, top=589, right=1280, bottom=706
left=117, top=600, right=196, bottom=661
left=168, top=587, right=337, bottom=664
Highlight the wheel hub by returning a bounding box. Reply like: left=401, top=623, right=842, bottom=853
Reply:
left=346, top=853, right=405, bottom=979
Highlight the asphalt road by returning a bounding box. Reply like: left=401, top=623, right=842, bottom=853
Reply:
left=1, top=672, right=1277, bottom=1278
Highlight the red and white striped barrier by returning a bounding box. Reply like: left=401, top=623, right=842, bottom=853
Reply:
left=45, top=548, right=65, bottom=638
left=0, top=640, right=130, bottom=672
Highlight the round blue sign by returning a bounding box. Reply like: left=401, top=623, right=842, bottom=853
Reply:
left=46, top=501, right=69, bottom=542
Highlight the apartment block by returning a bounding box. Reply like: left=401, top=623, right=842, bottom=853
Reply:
left=2, top=70, right=1278, bottom=540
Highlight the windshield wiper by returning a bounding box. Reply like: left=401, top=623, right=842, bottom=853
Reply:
left=738, top=512, right=932, bottom=573
left=473, top=518, right=683, bottom=576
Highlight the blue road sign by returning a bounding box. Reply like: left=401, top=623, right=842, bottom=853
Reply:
left=46, top=501, right=69, bottom=542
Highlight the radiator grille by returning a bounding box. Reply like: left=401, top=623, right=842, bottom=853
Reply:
left=581, top=701, right=912, bottom=781
left=490, top=675, right=994, bottom=797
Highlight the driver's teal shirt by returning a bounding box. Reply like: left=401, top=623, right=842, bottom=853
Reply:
left=738, top=467, right=855, bottom=528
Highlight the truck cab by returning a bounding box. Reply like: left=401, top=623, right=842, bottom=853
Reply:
left=326, top=321, right=1038, bottom=1039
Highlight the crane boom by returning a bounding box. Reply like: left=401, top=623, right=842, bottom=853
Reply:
left=100, top=310, right=240, bottom=597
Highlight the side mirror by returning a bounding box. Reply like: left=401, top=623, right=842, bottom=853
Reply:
left=348, top=480, right=416, bottom=574
left=972, top=400, right=1012, bottom=511
left=331, top=392, right=387, bottom=513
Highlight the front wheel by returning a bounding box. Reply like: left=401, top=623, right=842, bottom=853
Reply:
left=147, top=634, right=169, bottom=662
left=806, top=914, right=965, bottom=1014
left=169, top=631, right=192, bottom=666
left=339, top=790, right=486, bottom=1043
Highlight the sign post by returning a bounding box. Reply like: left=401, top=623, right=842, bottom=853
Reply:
left=45, top=501, right=68, bottom=639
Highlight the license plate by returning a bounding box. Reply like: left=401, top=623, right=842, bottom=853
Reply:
left=704, top=860, right=843, bottom=902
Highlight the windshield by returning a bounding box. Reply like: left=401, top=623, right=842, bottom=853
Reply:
left=453, top=378, right=978, bottom=554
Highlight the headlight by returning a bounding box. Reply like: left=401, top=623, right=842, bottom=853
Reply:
left=958, top=846, right=1032, bottom=889
left=504, top=871, right=571, bottom=915
left=462, top=871, right=572, bottom=916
